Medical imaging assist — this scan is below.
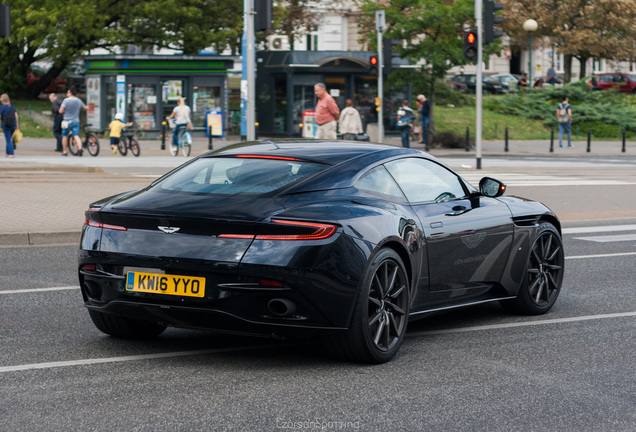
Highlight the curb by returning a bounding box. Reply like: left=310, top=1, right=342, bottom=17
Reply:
left=1, top=231, right=80, bottom=246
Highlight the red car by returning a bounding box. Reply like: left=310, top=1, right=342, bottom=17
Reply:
left=589, top=73, right=636, bottom=93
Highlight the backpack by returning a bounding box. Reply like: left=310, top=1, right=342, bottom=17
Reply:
left=558, top=103, right=569, bottom=124
left=2, top=105, right=15, bottom=129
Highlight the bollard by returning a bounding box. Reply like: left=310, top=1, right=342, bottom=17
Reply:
left=255, top=122, right=259, bottom=140
left=550, top=127, right=554, bottom=153
left=494, top=122, right=498, bottom=139
left=587, top=129, right=591, bottom=153
left=465, top=126, right=470, bottom=152
left=208, top=125, right=213, bottom=150
left=161, top=121, right=166, bottom=150
left=622, top=128, right=626, bottom=153
left=504, top=127, right=509, bottom=152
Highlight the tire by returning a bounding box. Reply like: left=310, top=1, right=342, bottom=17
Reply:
left=181, top=142, right=191, bottom=157
left=86, top=133, right=100, bottom=157
left=501, top=223, right=564, bottom=315
left=323, top=248, right=410, bottom=364
left=129, top=138, right=140, bottom=157
left=68, top=135, right=79, bottom=155
left=88, top=309, right=166, bottom=339
left=117, top=138, right=128, bottom=156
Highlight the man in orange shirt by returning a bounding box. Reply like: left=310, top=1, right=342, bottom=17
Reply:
left=314, top=83, right=340, bottom=139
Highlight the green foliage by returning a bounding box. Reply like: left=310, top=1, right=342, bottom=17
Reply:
left=484, top=82, right=636, bottom=134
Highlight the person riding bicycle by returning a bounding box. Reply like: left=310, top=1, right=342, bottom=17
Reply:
left=109, top=113, right=133, bottom=156
left=165, top=97, right=191, bottom=151
left=59, top=87, right=88, bottom=156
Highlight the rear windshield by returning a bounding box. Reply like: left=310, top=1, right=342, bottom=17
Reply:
left=154, top=157, right=325, bottom=195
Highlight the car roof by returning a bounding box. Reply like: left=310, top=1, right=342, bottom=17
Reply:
left=205, top=139, right=421, bottom=165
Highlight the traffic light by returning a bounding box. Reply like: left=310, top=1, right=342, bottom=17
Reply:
left=484, top=1, right=504, bottom=44
left=369, top=55, right=378, bottom=75
left=383, top=38, right=400, bottom=75
left=463, top=29, right=478, bottom=62
left=254, top=0, right=273, bottom=32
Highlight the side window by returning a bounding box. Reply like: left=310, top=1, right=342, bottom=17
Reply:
left=385, top=158, right=467, bottom=203
left=355, top=165, right=406, bottom=201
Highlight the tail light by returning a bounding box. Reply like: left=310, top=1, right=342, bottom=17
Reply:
left=218, top=219, right=336, bottom=241
left=85, top=219, right=128, bottom=231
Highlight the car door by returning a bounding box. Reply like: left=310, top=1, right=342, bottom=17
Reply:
left=385, top=158, right=514, bottom=300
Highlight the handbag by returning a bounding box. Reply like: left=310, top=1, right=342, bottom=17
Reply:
left=61, top=120, right=70, bottom=129
left=12, top=129, right=23, bottom=147
left=186, top=121, right=194, bottom=131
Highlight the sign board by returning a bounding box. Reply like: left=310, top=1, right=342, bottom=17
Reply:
left=302, top=110, right=317, bottom=138
left=116, top=75, right=126, bottom=120
left=207, top=111, right=223, bottom=137
left=86, top=77, right=101, bottom=131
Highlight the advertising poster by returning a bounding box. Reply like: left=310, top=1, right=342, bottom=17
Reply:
left=206, top=111, right=223, bottom=137
left=302, top=110, right=317, bottom=138
left=116, top=75, right=126, bottom=120
left=86, top=77, right=101, bottom=130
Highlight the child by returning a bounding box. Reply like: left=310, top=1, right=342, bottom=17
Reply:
left=109, top=113, right=133, bottom=155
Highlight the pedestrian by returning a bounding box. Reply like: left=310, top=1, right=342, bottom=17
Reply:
left=557, top=95, right=573, bottom=148
left=547, top=66, right=556, bottom=86
left=396, top=100, right=415, bottom=148
left=59, top=87, right=87, bottom=156
left=49, top=92, right=64, bottom=152
left=518, top=73, right=529, bottom=89
left=313, top=83, right=339, bottom=140
left=590, top=74, right=598, bottom=90
left=338, top=99, right=363, bottom=140
left=109, top=113, right=133, bottom=156
left=165, top=96, right=191, bottom=151
left=417, top=94, right=430, bottom=145
left=0, top=93, right=19, bottom=158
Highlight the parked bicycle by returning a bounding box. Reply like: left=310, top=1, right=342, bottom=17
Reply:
left=68, top=123, right=100, bottom=157
left=169, top=127, right=192, bottom=157
left=116, top=129, right=141, bottom=157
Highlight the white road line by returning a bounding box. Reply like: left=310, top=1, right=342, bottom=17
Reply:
left=407, top=311, right=636, bottom=338
left=0, top=286, right=77, bottom=295
left=563, top=225, right=636, bottom=234
left=0, top=344, right=289, bottom=374
left=574, top=234, right=636, bottom=243
left=566, top=252, right=636, bottom=260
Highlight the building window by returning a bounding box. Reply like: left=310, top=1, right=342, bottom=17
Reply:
left=306, top=26, right=319, bottom=51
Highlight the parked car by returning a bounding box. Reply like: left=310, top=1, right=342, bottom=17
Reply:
left=587, top=73, right=636, bottom=93
left=447, top=74, right=503, bottom=94
left=484, top=74, right=519, bottom=93
left=79, top=140, right=564, bottom=364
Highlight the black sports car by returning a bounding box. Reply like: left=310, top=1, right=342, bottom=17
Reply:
left=79, top=140, right=564, bottom=363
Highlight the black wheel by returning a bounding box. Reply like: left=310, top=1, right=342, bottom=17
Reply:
left=324, top=248, right=410, bottom=364
left=88, top=309, right=166, bottom=339
left=117, top=138, right=128, bottom=156
left=86, top=133, right=100, bottom=156
left=502, top=223, right=564, bottom=315
left=68, top=135, right=79, bottom=155
left=129, top=138, right=140, bottom=157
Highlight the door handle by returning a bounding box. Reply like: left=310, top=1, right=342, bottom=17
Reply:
left=430, top=222, right=443, bottom=229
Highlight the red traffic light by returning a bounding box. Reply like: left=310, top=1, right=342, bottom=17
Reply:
left=370, top=56, right=378, bottom=66
left=466, top=32, right=476, bottom=44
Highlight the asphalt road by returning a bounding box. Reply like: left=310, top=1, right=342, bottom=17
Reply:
left=1, top=219, right=634, bottom=431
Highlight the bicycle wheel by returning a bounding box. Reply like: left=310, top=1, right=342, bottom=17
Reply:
left=68, top=134, right=79, bottom=156
left=117, top=138, right=128, bottom=156
left=129, top=138, right=141, bottom=157
left=181, top=142, right=191, bottom=157
left=169, top=130, right=182, bottom=156
left=86, top=133, right=100, bottom=157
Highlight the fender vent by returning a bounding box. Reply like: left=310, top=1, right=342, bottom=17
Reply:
left=512, top=215, right=541, bottom=227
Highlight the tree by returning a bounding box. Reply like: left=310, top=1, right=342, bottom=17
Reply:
left=503, top=0, right=636, bottom=82
left=356, top=0, right=477, bottom=138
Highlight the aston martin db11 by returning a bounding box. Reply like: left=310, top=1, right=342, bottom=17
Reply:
left=79, top=140, right=564, bottom=363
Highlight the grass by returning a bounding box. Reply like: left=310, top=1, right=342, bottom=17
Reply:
left=13, top=98, right=54, bottom=138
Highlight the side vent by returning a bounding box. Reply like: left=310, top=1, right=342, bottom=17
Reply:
left=512, top=215, right=541, bottom=227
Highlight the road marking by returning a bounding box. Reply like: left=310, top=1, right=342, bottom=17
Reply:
left=573, top=234, right=636, bottom=243
left=407, top=311, right=636, bottom=338
left=0, top=286, right=77, bottom=295
left=566, top=252, right=636, bottom=260
left=0, top=343, right=289, bottom=374
left=562, top=224, right=636, bottom=234
left=460, top=173, right=635, bottom=187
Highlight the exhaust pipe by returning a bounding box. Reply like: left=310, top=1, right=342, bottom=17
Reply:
left=268, top=298, right=297, bottom=317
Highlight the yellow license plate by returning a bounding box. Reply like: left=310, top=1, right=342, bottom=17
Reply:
left=126, top=271, right=205, bottom=298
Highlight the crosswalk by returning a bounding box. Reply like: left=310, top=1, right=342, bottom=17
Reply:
left=458, top=172, right=636, bottom=187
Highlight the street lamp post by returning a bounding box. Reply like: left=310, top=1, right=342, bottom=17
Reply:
left=523, top=19, right=538, bottom=86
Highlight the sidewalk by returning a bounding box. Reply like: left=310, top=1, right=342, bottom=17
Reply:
left=1, top=135, right=634, bottom=246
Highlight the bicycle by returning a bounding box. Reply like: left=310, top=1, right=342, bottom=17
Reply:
left=169, top=126, right=192, bottom=157
left=68, top=123, right=100, bottom=157
left=116, top=129, right=141, bottom=157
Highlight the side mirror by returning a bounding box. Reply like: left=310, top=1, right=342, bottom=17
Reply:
left=479, top=177, right=506, bottom=197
